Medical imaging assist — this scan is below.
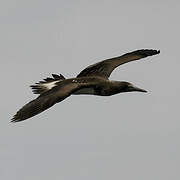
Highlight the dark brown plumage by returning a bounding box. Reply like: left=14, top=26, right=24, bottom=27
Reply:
left=12, top=49, right=160, bottom=122
left=77, top=49, right=160, bottom=78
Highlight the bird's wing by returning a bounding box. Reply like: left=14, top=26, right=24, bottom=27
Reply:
left=11, top=79, right=92, bottom=122
left=77, top=49, right=160, bottom=79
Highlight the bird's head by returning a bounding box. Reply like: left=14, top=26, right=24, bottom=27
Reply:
left=119, top=82, right=147, bottom=93
left=110, top=81, right=147, bottom=94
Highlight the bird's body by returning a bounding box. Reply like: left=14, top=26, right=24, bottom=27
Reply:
left=71, top=77, right=147, bottom=96
left=12, top=49, right=160, bottom=122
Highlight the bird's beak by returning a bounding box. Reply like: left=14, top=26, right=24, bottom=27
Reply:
left=129, top=85, right=148, bottom=93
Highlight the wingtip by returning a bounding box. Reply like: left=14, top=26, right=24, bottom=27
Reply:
left=11, top=114, right=21, bottom=123
left=146, top=49, right=160, bottom=54
left=10, top=117, right=18, bottom=123
left=153, top=49, right=160, bottom=54
left=151, top=49, right=160, bottom=55
left=157, top=50, right=160, bottom=54
left=136, top=49, right=160, bottom=57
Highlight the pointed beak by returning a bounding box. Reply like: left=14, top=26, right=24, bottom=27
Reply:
left=129, top=85, right=148, bottom=93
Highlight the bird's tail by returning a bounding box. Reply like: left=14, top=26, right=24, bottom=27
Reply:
left=11, top=95, right=57, bottom=123
left=30, top=74, right=66, bottom=94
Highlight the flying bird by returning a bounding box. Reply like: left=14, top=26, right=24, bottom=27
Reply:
left=12, top=49, right=160, bottom=122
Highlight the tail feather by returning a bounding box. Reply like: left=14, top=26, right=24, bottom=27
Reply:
left=30, top=74, right=66, bottom=94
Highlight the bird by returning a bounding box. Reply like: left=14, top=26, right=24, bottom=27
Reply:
left=11, top=49, right=160, bottom=122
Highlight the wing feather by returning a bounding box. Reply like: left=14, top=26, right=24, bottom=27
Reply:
left=11, top=81, right=80, bottom=122
left=77, top=49, right=160, bottom=79
left=11, top=78, right=98, bottom=122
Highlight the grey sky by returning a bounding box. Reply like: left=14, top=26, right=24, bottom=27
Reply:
left=0, top=0, right=179, bottom=179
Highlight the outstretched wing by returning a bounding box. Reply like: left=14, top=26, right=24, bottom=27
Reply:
left=77, top=49, right=160, bottom=79
left=11, top=79, right=90, bottom=122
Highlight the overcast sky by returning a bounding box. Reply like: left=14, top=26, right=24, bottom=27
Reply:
left=0, top=0, right=180, bottom=179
